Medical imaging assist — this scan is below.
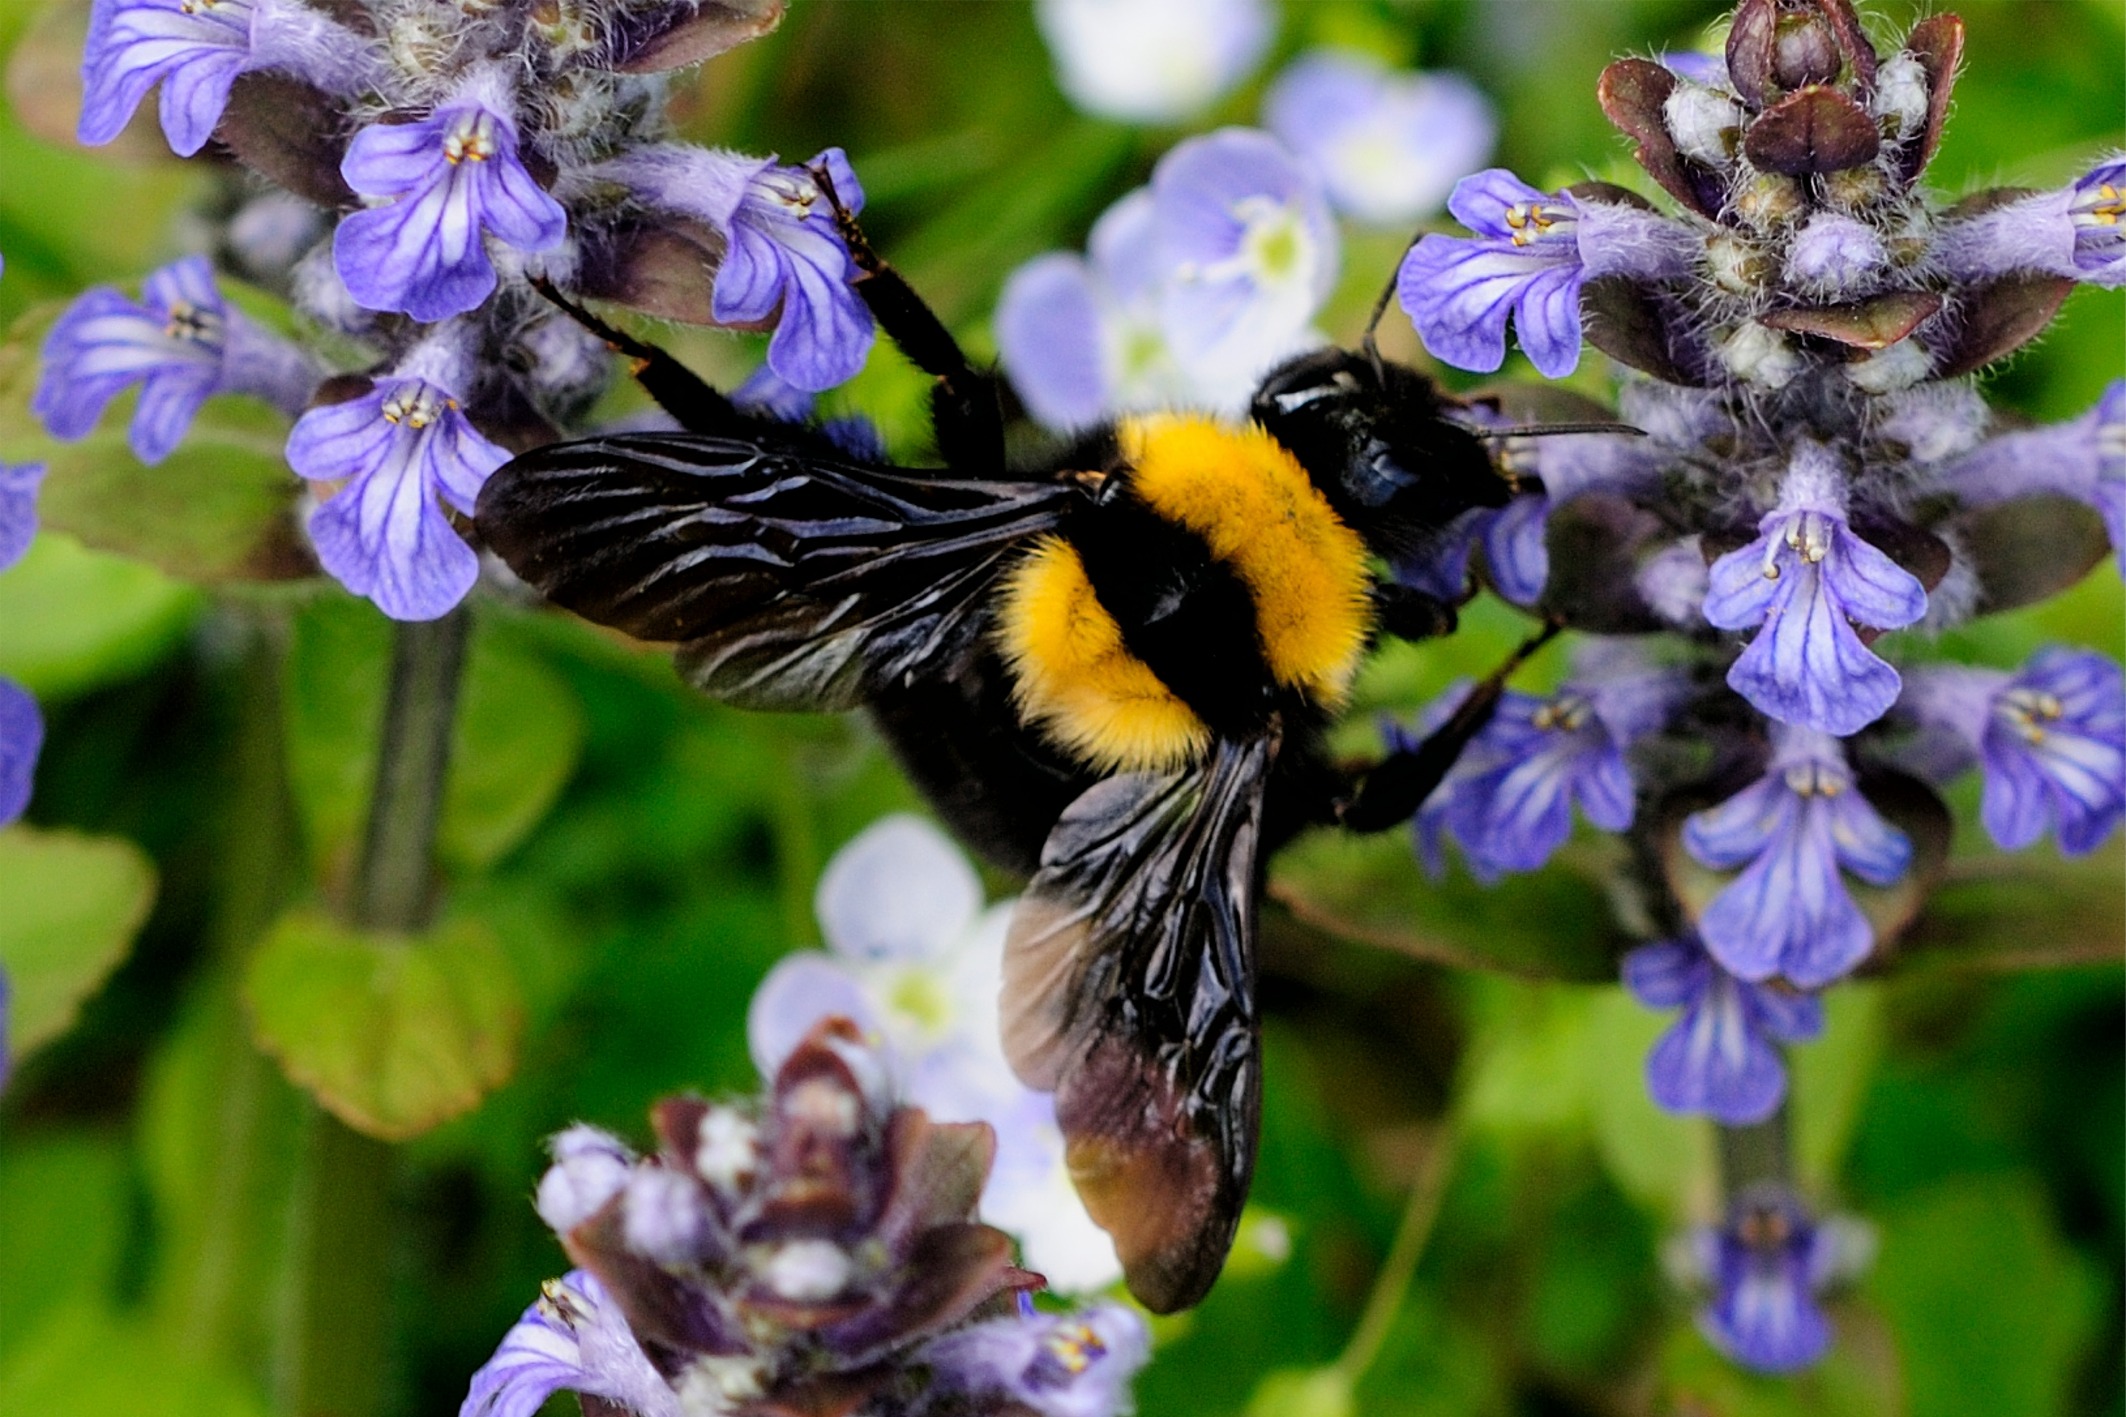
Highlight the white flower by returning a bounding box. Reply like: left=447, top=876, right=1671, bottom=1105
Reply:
left=1034, top=0, right=1275, bottom=124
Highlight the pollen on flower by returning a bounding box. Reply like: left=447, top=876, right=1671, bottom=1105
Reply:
left=2080, top=183, right=2126, bottom=226
left=1532, top=694, right=1592, bottom=733
left=1781, top=762, right=1844, bottom=798
left=1041, top=1322, right=1109, bottom=1378
left=162, top=301, right=220, bottom=343
left=1503, top=200, right=1562, bottom=246
left=1997, top=687, right=2065, bottom=744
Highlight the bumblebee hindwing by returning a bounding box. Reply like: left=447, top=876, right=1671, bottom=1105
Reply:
left=1000, top=732, right=1277, bottom=1314
left=476, top=433, right=1072, bottom=709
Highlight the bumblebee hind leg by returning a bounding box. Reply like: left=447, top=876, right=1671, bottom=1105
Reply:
left=528, top=277, right=748, bottom=436
left=809, top=163, right=1008, bottom=476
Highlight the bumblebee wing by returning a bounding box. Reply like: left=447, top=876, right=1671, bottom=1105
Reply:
left=477, top=432, right=1072, bottom=709
left=1001, top=732, right=1278, bottom=1313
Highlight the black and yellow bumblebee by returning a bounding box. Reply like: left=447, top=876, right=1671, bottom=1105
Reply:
left=478, top=181, right=1573, bottom=1314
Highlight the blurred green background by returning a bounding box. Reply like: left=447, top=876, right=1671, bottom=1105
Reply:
left=0, top=2, right=2121, bottom=1416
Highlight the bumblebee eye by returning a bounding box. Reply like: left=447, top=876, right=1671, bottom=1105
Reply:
left=1349, top=439, right=1418, bottom=508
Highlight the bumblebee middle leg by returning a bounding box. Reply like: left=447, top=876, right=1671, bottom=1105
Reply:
left=809, top=162, right=1008, bottom=476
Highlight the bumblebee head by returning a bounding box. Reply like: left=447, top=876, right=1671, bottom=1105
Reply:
left=1248, top=347, right=1515, bottom=561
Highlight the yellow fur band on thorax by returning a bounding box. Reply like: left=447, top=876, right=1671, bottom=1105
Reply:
left=1118, top=414, right=1375, bottom=704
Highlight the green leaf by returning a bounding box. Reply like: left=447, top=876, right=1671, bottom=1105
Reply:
left=1270, top=829, right=1627, bottom=982
left=1245, top=1367, right=1353, bottom=1417
left=0, top=1134, right=131, bottom=1366
left=440, top=624, right=588, bottom=870
left=1891, top=841, right=2126, bottom=972
left=0, top=533, right=197, bottom=698
left=0, top=825, right=156, bottom=1060
left=0, top=306, right=311, bottom=584
left=1584, top=988, right=1716, bottom=1220
left=1789, top=984, right=1884, bottom=1190
left=283, top=598, right=586, bottom=881
left=1870, top=1173, right=2103, bottom=1417
left=243, top=909, right=524, bottom=1141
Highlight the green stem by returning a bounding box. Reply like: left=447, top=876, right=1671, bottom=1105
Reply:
left=349, top=609, right=470, bottom=932
left=277, top=607, right=471, bottom=1417
left=1334, top=1121, right=1460, bottom=1385
left=1717, top=1095, right=1791, bottom=1195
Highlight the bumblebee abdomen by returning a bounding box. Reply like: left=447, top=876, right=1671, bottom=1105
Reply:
left=995, top=415, right=1377, bottom=775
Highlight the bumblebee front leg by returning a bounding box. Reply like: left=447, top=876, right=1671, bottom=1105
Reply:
left=1335, top=619, right=1563, bottom=833
left=529, top=277, right=748, bottom=436
left=810, top=163, right=1007, bottom=475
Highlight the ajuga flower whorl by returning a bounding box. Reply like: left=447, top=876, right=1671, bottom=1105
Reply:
left=466, top=1018, right=1150, bottom=1417
left=1395, top=0, right=2123, bottom=1373
left=50, top=0, right=873, bottom=621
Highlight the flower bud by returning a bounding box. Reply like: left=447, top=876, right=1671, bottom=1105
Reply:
left=1717, top=322, right=1801, bottom=389
left=1819, top=165, right=1888, bottom=213
left=1785, top=212, right=1887, bottom=295
left=1846, top=338, right=1933, bottom=393
left=623, top=1165, right=714, bottom=1264
left=1732, top=171, right=1806, bottom=231
left=1662, top=83, right=1745, bottom=166
left=1871, top=52, right=1930, bottom=139
left=1706, top=231, right=1773, bottom=294
left=535, top=1125, right=635, bottom=1234
left=1772, top=14, right=1842, bottom=89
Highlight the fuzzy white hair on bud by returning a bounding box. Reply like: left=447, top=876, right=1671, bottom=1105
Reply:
left=1872, top=53, right=1932, bottom=140
left=1662, top=83, right=1745, bottom=167
left=1717, top=322, right=1801, bottom=390
left=1847, top=337, right=1935, bottom=394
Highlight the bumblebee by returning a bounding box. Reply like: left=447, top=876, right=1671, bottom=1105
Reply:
left=478, top=184, right=1568, bottom=1313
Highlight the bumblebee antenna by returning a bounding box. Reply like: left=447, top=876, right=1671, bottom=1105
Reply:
left=1358, top=231, right=1422, bottom=376
left=1468, top=420, right=1648, bottom=439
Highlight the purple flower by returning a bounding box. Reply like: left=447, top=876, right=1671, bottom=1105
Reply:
left=334, top=73, right=568, bottom=323
left=609, top=145, right=874, bottom=391
left=1262, top=51, right=1496, bottom=228
left=533, top=1125, right=635, bottom=1236
left=0, top=464, right=45, bottom=573
left=1703, top=446, right=1928, bottom=736
left=1623, top=938, right=1823, bottom=1125
left=460, top=1270, right=679, bottom=1417
left=0, top=676, right=42, bottom=827
left=1414, top=647, right=1679, bottom=879
left=1684, top=727, right=1912, bottom=988
left=1396, top=168, right=1693, bottom=378
left=1938, top=380, right=2126, bottom=571
left=78, top=0, right=377, bottom=158
left=1938, top=157, right=2126, bottom=288
left=33, top=256, right=318, bottom=464
left=1034, top=0, right=1273, bottom=124
left=925, top=1301, right=1151, bottom=1417
left=1691, top=1187, right=1855, bottom=1374
left=1153, top=128, right=1338, bottom=394
left=1900, top=650, right=2126, bottom=856
left=286, top=354, right=508, bottom=621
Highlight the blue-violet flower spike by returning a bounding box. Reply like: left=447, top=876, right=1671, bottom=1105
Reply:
left=459, top=1270, right=679, bottom=1417
left=1683, top=727, right=1911, bottom=988
left=286, top=371, right=508, bottom=621
left=1941, top=157, right=2126, bottom=288
left=1624, top=938, right=1823, bottom=1125
left=1703, top=446, right=1927, bottom=736
left=335, top=74, right=568, bottom=323
left=924, top=1301, right=1152, bottom=1417
left=34, top=256, right=316, bottom=464
left=0, top=464, right=46, bottom=573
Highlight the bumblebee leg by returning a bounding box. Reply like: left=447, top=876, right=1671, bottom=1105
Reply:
left=810, top=163, right=1007, bottom=474
left=1373, top=582, right=1460, bottom=643
left=1335, top=619, right=1563, bottom=832
left=530, top=277, right=745, bottom=436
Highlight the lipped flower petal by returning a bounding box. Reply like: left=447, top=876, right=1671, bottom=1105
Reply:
left=460, top=1271, right=678, bottom=1417
left=79, top=0, right=253, bottom=155
left=334, top=81, right=568, bottom=323
left=287, top=377, right=507, bottom=621
left=1693, top=1188, right=1839, bottom=1374
left=0, top=464, right=47, bottom=573
left=711, top=150, right=875, bottom=391
left=924, top=1301, right=1152, bottom=1417
left=815, top=814, right=983, bottom=963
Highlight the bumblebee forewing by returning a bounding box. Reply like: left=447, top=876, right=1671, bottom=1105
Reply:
left=1001, top=733, right=1276, bottom=1313
left=476, top=432, right=1070, bottom=709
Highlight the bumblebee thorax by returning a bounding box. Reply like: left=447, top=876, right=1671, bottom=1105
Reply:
left=996, top=413, right=1376, bottom=774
